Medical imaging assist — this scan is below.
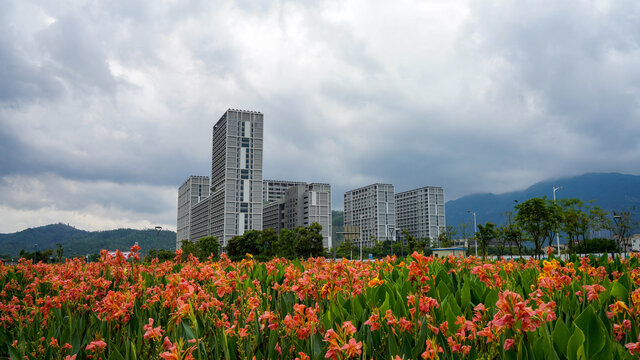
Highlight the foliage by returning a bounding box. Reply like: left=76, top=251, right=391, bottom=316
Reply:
left=612, top=209, right=639, bottom=254
left=0, top=223, right=176, bottom=257
left=476, top=222, right=496, bottom=260
left=3, top=248, right=640, bottom=359
left=180, top=236, right=221, bottom=261
left=438, top=225, right=457, bottom=248
left=515, top=197, right=560, bottom=259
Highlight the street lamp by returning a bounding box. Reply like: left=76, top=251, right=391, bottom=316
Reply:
left=387, top=226, right=396, bottom=257
left=467, top=210, right=477, bottom=257
left=154, top=226, right=162, bottom=243
left=553, top=186, right=562, bottom=258
left=613, top=215, right=622, bottom=255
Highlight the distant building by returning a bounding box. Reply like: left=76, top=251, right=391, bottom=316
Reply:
left=176, top=176, right=210, bottom=249
left=344, top=183, right=395, bottom=248
left=632, top=234, right=640, bottom=252
left=208, top=109, right=264, bottom=247
left=432, top=247, right=466, bottom=258
left=395, top=186, right=445, bottom=246
left=263, top=180, right=306, bottom=204
left=263, top=183, right=333, bottom=248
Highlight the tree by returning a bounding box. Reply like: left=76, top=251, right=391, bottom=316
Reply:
left=226, top=230, right=261, bottom=261
left=55, top=243, right=64, bottom=263
left=611, top=209, right=637, bottom=255
left=476, top=222, right=496, bottom=260
left=197, top=236, right=220, bottom=260
left=293, top=223, right=324, bottom=258
left=277, top=228, right=296, bottom=259
left=438, top=226, right=457, bottom=248
left=402, top=229, right=417, bottom=253
left=259, top=228, right=278, bottom=260
left=515, top=197, right=557, bottom=259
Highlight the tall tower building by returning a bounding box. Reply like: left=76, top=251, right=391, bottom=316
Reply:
left=344, top=183, right=395, bottom=247
left=176, top=175, right=210, bottom=249
left=209, top=109, right=264, bottom=247
left=395, top=186, right=445, bottom=246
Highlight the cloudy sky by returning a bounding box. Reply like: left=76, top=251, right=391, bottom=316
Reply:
left=1, top=0, right=639, bottom=233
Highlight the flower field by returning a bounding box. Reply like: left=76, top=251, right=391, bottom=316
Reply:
left=1, top=247, right=640, bottom=359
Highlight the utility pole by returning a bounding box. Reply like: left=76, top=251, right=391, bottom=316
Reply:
left=467, top=210, right=477, bottom=257
left=553, top=186, right=562, bottom=258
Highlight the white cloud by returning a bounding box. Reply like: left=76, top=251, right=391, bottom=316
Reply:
left=1, top=0, right=639, bottom=231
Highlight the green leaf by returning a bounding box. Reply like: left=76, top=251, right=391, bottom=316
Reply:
left=108, top=348, right=126, bottom=360
left=460, top=281, right=471, bottom=313
left=552, top=318, right=571, bottom=357
left=567, top=327, right=585, bottom=360
left=574, top=305, right=606, bottom=360
left=610, top=281, right=628, bottom=301
left=182, top=322, right=196, bottom=340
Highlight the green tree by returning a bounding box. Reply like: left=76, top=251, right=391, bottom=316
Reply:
left=402, top=229, right=417, bottom=254
left=611, top=209, right=637, bottom=255
left=197, top=236, right=220, bottom=260
left=55, top=243, right=64, bottom=263
left=226, top=230, right=262, bottom=261
left=438, top=226, right=457, bottom=248
left=515, top=197, right=558, bottom=259
left=476, top=222, right=496, bottom=260
left=259, top=228, right=278, bottom=260
left=277, top=228, right=296, bottom=259
left=293, top=223, right=324, bottom=258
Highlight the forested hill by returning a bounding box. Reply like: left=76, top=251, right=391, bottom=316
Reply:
left=0, top=223, right=176, bottom=258
left=446, top=172, right=640, bottom=229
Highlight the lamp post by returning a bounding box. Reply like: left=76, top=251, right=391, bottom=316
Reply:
left=154, top=226, right=162, bottom=243
left=613, top=215, right=622, bottom=255
left=467, top=210, right=477, bottom=257
left=553, top=186, right=562, bottom=258
left=387, top=226, right=398, bottom=257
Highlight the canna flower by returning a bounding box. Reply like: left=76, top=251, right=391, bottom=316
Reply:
left=85, top=340, right=107, bottom=352
left=368, top=277, right=385, bottom=287
left=340, top=338, right=362, bottom=358
left=504, top=338, right=515, bottom=350
left=143, top=318, right=165, bottom=340
left=421, top=338, right=444, bottom=359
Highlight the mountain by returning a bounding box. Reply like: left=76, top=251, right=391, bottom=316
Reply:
left=0, top=223, right=176, bottom=258
left=445, top=172, right=640, bottom=232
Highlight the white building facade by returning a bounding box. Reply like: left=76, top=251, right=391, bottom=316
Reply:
left=209, top=109, right=264, bottom=247
left=176, top=176, right=210, bottom=249
left=344, top=183, right=395, bottom=248
left=263, top=182, right=332, bottom=249
left=395, top=186, right=446, bottom=246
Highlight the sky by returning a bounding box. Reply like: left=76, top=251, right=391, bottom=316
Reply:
left=1, top=0, right=639, bottom=233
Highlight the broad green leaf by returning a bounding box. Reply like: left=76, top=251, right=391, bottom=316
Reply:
left=567, top=327, right=585, bottom=360
left=574, top=306, right=606, bottom=360
left=108, top=348, right=126, bottom=360
left=552, top=318, right=571, bottom=357
left=182, top=322, right=196, bottom=340
left=460, top=281, right=471, bottom=313
left=610, top=281, right=628, bottom=301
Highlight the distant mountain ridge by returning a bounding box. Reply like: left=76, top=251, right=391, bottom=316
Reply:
left=0, top=223, right=176, bottom=258
left=445, top=172, right=640, bottom=232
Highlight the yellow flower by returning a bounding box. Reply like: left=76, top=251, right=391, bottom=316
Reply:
left=368, top=277, right=385, bottom=287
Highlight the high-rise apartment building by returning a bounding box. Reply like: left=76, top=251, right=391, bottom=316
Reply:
left=208, top=109, right=264, bottom=247
left=344, top=183, right=395, bottom=247
left=263, top=182, right=332, bottom=248
left=176, top=176, right=210, bottom=249
left=395, top=186, right=445, bottom=245
left=263, top=180, right=306, bottom=204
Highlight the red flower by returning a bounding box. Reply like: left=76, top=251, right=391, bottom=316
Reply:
left=340, top=338, right=362, bottom=358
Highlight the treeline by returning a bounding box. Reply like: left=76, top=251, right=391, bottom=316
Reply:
left=460, top=197, right=636, bottom=259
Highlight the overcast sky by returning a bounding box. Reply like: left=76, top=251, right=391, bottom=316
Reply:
left=1, top=0, right=639, bottom=233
